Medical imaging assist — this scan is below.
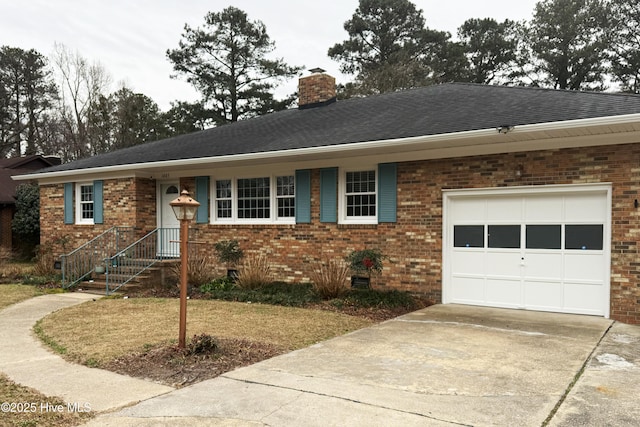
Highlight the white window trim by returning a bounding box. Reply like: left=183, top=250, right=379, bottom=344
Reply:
left=211, top=174, right=296, bottom=224
left=75, top=182, right=95, bottom=225
left=213, top=179, right=234, bottom=224
left=338, top=167, right=378, bottom=225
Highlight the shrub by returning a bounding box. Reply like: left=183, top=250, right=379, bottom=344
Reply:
left=200, top=281, right=319, bottom=307
left=169, top=251, right=215, bottom=287
left=236, top=254, right=272, bottom=290
left=213, top=240, right=244, bottom=269
left=345, top=248, right=385, bottom=277
left=200, top=276, right=236, bottom=293
left=310, top=258, right=350, bottom=299
left=186, top=333, right=217, bottom=355
left=11, top=183, right=40, bottom=258
left=0, top=264, right=24, bottom=282
left=253, top=282, right=318, bottom=305
left=0, top=247, right=12, bottom=266
left=338, top=289, right=418, bottom=309
left=33, top=243, right=56, bottom=277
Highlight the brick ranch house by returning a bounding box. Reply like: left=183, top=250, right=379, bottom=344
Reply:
left=14, top=71, right=640, bottom=324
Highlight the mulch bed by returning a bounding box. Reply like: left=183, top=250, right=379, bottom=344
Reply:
left=103, top=337, right=285, bottom=388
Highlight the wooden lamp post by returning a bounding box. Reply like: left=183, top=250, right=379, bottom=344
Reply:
left=169, top=189, right=200, bottom=349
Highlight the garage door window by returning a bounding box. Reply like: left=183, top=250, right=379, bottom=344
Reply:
left=488, top=225, right=520, bottom=248
left=454, top=224, right=604, bottom=250
left=454, top=225, right=484, bottom=247
left=566, top=225, right=603, bottom=250
left=526, top=225, right=561, bottom=249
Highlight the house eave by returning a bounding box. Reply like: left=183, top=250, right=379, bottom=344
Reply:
left=13, top=112, right=640, bottom=183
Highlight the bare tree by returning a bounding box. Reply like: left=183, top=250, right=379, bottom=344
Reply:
left=51, top=43, right=112, bottom=161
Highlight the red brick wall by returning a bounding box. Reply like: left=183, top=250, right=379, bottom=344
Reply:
left=298, top=73, right=336, bottom=107
left=184, top=144, right=640, bottom=323
left=40, top=177, right=156, bottom=255
left=39, top=143, right=640, bottom=323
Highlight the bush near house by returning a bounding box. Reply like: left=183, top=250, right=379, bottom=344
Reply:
left=235, top=254, right=273, bottom=290
left=169, top=250, right=216, bottom=288
left=199, top=279, right=428, bottom=314
left=310, top=258, right=350, bottom=299
left=214, top=239, right=244, bottom=271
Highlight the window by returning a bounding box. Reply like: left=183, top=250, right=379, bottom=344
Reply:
left=215, top=180, right=232, bottom=219
left=488, top=225, right=520, bottom=248
left=76, top=183, right=94, bottom=224
left=345, top=170, right=376, bottom=220
left=566, top=224, right=603, bottom=250
left=454, top=225, right=484, bottom=248
left=526, top=225, right=561, bottom=249
left=212, top=174, right=295, bottom=223
left=237, top=177, right=270, bottom=219
left=276, top=175, right=295, bottom=218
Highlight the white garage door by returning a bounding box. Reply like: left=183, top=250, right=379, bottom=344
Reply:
left=443, top=184, right=611, bottom=317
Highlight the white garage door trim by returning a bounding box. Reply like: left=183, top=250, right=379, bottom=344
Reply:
left=442, top=183, right=611, bottom=318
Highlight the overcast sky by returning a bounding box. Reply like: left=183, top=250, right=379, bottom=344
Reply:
left=1, top=0, right=539, bottom=110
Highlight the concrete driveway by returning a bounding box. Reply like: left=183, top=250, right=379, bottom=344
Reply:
left=87, top=304, right=640, bottom=426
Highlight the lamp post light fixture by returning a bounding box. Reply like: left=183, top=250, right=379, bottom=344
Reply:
left=169, top=189, right=200, bottom=349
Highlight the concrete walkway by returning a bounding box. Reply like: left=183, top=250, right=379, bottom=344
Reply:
left=0, top=293, right=173, bottom=412
left=1, top=293, right=639, bottom=426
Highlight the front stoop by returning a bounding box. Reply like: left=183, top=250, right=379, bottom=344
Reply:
left=76, top=259, right=180, bottom=295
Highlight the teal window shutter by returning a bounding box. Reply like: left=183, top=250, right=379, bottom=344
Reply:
left=195, top=176, right=209, bottom=224
left=320, top=167, right=337, bottom=223
left=378, top=163, right=397, bottom=223
left=295, top=170, right=311, bottom=223
left=93, top=180, right=104, bottom=224
left=64, top=183, right=74, bottom=224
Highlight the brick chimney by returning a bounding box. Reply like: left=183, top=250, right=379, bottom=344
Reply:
left=298, top=68, right=336, bottom=109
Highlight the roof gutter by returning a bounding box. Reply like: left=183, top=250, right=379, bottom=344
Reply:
left=13, top=112, right=640, bottom=182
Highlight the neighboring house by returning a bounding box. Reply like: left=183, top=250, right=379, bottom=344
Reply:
left=0, top=155, right=60, bottom=252
left=14, top=70, right=640, bottom=324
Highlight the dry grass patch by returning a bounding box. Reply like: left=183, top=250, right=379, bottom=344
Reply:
left=0, top=284, right=42, bottom=310
left=36, top=298, right=373, bottom=366
left=0, top=373, right=93, bottom=427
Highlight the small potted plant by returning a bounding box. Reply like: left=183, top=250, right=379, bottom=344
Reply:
left=345, top=248, right=385, bottom=288
left=214, top=240, right=244, bottom=280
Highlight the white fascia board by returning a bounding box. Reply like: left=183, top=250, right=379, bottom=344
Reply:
left=14, top=112, right=640, bottom=183
left=442, top=182, right=613, bottom=198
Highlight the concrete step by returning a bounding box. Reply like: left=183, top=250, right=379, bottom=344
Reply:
left=76, top=280, right=143, bottom=294
left=82, top=258, right=179, bottom=291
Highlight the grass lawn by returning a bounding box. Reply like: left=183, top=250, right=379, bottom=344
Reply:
left=35, top=298, right=374, bottom=367
left=0, top=284, right=43, bottom=310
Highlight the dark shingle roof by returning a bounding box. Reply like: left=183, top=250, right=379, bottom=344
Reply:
left=37, top=83, right=640, bottom=174
left=1, top=156, right=60, bottom=203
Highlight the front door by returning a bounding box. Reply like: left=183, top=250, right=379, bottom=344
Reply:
left=158, top=183, right=180, bottom=257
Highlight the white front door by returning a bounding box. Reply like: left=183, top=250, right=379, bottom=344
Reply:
left=443, top=184, right=611, bottom=317
left=158, top=183, right=180, bottom=257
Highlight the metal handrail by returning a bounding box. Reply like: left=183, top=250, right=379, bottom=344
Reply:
left=61, top=226, right=136, bottom=289
left=105, top=228, right=180, bottom=294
